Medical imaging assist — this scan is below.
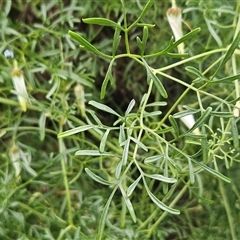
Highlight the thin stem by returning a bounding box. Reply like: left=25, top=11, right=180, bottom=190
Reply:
left=58, top=122, right=74, bottom=226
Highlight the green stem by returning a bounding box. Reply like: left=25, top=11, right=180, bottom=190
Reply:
left=58, top=122, right=74, bottom=226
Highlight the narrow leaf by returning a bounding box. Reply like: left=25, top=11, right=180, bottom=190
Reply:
left=100, top=59, right=115, bottom=99
left=85, top=168, right=111, bottom=185
left=99, top=129, right=110, bottom=153
left=68, top=30, right=112, bottom=59
left=75, top=150, right=115, bottom=156
left=130, top=137, right=148, bottom=152
left=191, top=159, right=231, bottom=183
left=169, top=115, right=179, bottom=137
left=231, top=118, right=239, bottom=148
left=144, top=173, right=176, bottom=183
left=182, top=107, right=212, bottom=136
left=142, top=59, right=168, bottom=98
left=122, top=138, right=130, bottom=165
left=125, top=99, right=136, bottom=116
left=58, top=125, right=93, bottom=138
left=115, top=160, right=123, bottom=179
left=89, top=100, right=120, bottom=117
left=211, top=73, right=240, bottom=83
left=188, top=158, right=195, bottom=184
left=127, top=175, right=142, bottom=197
left=112, top=27, right=121, bottom=56
left=83, top=18, right=123, bottom=30
left=185, top=66, right=207, bottom=81
left=144, top=155, right=164, bottom=164
left=212, top=30, right=240, bottom=78
left=144, top=182, right=180, bottom=214
left=119, top=185, right=137, bottom=222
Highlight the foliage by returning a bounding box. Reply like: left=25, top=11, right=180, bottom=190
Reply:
left=0, top=0, right=240, bottom=239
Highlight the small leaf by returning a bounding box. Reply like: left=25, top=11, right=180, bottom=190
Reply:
left=188, top=158, right=195, bottom=184
left=89, top=100, right=120, bottom=117
left=164, top=182, right=177, bottom=200
left=119, top=185, right=137, bottom=222
left=127, top=175, right=142, bottom=197
left=231, top=118, right=239, bottom=148
left=85, top=168, right=111, bottom=185
left=100, top=59, right=115, bottom=99
left=125, top=99, right=136, bottom=116
left=182, top=107, right=212, bottom=136
left=210, top=111, right=233, bottom=118
left=99, top=129, right=110, bottom=153
left=68, top=30, right=112, bottom=59
left=75, top=150, right=115, bottom=156
left=58, top=125, right=93, bottom=138
left=39, top=112, right=47, bottom=141
left=122, top=138, right=130, bottom=165
left=144, top=181, right=180, bottom=214
left=112, top=27, right=121, bottom=56
left=142, top=59, right=168, bottom=98
left=210, top=73, right=240, bottom=83
left=136, top=36, right=143, bottom=55
left=130, top=137, right=148, bottom=152
left=115, top=160, right=123, bottom=179
left=83, top=18, right=123, bottom=30
left=169, top=115, right=179, bottom=137
left=119, top=123, right=126, bottom=144
left=144, top=155, right=164, bottom=164
left=185, top=66, right=207, bottom=81
left=212, top=30, right=240, bottom=79
left=191, top=159, right=231, bottom=183
left=145, top=101, right=167, bottom=107
left=144, top=173, right=176, bottom=183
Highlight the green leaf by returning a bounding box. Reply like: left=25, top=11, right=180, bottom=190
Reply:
left=144, top=155, right=164, bottom=164
left=210, top=73, right=240, bottom=83
left=210, top=111, right=233, bottom=118
left=119, top=185, right=137, bottom=222
left=83, top=18, right=123, bottom=30
left=128, top=0, right=155, bottom=31
left=58, top=125, right=93, bottom=138
left=68, top=30, right=112, bottom=59
left=112, top=27, right=121, bottom=56
left=97, top=187, right=118, bottom=240
left=75, top=150, right=115, bottom=156
left=142, top=59, right=168, bottom=98
left=89, top=100, right=121, bottom=117
left=185, top=66, right=207, bottom=81
left=122, top=138, right=130, bottom=165
left=144, top=181, right=180, bottom=215
left=231, top=118, right=239, bottom=148
left=127, top=175, right=142, bottom=197
left=125, top=99, right=136, bottom=116
left=100, top=59, right=115, bottom=99
left=119, top=124, right=126, bottom=144
left=144, top=173, right=176, bottom=183
left=99, top=129, right=110, bottom=153
left=212, top=30, right=240, bottom=79
left=169, top=115, right=179, bottom=137
left=130, top=137, right=148, bottom=152
left=85, top=168, right=111, bottom=185
left=191, top=159, right=231, bottom=183
left=39, top=112, right=47, bottom=141
left=136, top=36, right=143, bottom=55
left=201, top=127, right=209, bottom=164
left=188, top=158, right=195, bottom=184
left=145, top=101, right=167, bottom=107
left=182, top=107, right=212, bottom=136
left=115, top=160, right=123, bottom=179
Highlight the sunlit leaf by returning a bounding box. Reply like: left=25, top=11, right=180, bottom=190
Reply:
left=191, top=159, right=231, bottom=183
left=89, top=100, right=121, bottom=117
left=144, top=173, right=177, bottom=183
left=58, top=125, right=93, bottom=138
left=85, top=168, right=111, bottom=185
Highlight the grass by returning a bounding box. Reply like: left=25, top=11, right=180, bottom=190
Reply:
left=0, top=0, right=240, bottom=239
